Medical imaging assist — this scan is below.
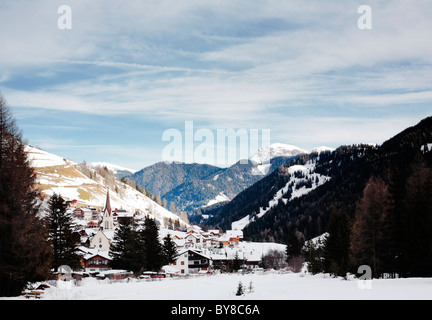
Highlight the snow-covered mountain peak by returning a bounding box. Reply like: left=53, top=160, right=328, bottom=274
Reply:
left=311, top=146, right=335, bottom=154
left=250, top=143, right=308, bottom=164
left=90, top=162, right=137, bottom=175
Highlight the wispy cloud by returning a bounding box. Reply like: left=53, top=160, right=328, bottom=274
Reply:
left=1, top=0, right=431, bottom=167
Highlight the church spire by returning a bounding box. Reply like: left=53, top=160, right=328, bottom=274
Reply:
left=104, top=188, right=112, bottom=216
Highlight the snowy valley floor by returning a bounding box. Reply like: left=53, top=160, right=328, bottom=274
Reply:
left=5, top=272, right=432, bottom=300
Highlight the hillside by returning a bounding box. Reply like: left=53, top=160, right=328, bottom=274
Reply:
left=90, top=162, right=137, bottom=179
left=127, top=143, right=309, bottom=214
left=25, top=146, right=188, bottom=228
left=203, top=116, right=432, bottom=244
left=129, top=161, right=222, bottom=199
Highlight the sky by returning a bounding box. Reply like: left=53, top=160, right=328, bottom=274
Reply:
left=1, top=0, right=431, bottom=170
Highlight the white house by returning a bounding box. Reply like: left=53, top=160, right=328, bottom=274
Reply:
left=171, top=249, right=212, bottom=275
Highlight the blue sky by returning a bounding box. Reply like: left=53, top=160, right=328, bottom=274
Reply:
left=1, top=0, right=431, bottom=170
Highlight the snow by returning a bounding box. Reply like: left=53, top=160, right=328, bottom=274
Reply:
left=25, top=145, right=76, bottom=167
left=250, top=143, right=308, bottom=165
left=204, top=192, right=230, bottom=207
left=5, top=273, right=432, bottom=300
left=311, top=146, right=335, bottom=154
left=90, top=162, right=137, bottom=174
left=421, top=143, right=432, bottom=153
left=232, top=159, right=331, bottom=231
left=26, top=146, right=186, bottom=229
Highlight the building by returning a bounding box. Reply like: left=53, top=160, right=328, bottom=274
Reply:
left=89, top=229, right=114, bottom=251
left=172, top=249, right=211, bottom=275
left=113, top=209, right=135, bottom=224
left=101, top=189, right=114, bottom=230
left=218, top=234, right=240, bottom=247
left=82, top=251, right=111, bottom=273
left=73, top=207, right=93, bottom=221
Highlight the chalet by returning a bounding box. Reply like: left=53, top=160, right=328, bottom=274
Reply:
left=175, top=226, right=187, bottom=233
left=82, top=251, right=111, bottom=273
left=172, top=238, right=186, bottom=248
left=226, top=229, right=243, bottom=240
left=208, top=229, right=221, bottom=237
left=73, top=207, right=93, bottom=221
left=185, top=233, right=202, bottom=248
left=218, top=234, right=240, bottom=247
left=113, top=209, right=135, bottom=224
left=187, top=225, right=202, bottom=234
left=87, top=220, right=99, bottom=229
left=201, top=232, right=218, bottom=248
left=171, top=249, right=211, bottom=275
left=88, top=207, right=99, bottom=220
left=66, top=199, right=78, bottom=208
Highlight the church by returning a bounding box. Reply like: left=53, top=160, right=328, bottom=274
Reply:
left=89, top=189, right=115, bottom=251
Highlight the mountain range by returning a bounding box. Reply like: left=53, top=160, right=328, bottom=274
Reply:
left=123, top=144, right=327, bottom=214
left=202, top=116, right=432, bottom=243
left=25, top=116, right=432, bottom=246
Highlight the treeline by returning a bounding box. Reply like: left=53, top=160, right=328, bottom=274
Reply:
left=243, top=118, right=432, bottom=246
left=301, top=155, right=432, bottom=278
left=0, top=95, right=51, bottom=297
left=208, top=144, right=375, bottom=241
left=110, top=217, right=178, bottom=273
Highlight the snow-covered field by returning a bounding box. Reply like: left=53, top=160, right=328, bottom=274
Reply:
left=6, top=272, right=432, bottom=300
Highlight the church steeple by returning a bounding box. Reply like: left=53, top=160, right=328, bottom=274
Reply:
left=104, top=188, right=112, bottom=216
left=102, top=189, right=113, bottom=230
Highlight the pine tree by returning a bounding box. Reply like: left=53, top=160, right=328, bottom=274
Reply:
left=46, top=194, right=81, bottom=270
left=305, top=241, right=323, bottom=274
left=110, top=218, right=144, bottom=273
left=0, top=94, right=51, bottom=296
left=323, top=206, right=351, bottom=277
left=235, top=281, right=244, bottom=296
left=286, top=231, right=303, bottom=260
left=141, top=217, right=164, bottom=272
left=386, top=166, right=407, bottom=277
left=401, top=159, right=432, bottom=277
left=162, top=234, right=178, bottom=265
left=350, top=176, right=392, bottom=278
left=232, top=252, right=242, bottom=271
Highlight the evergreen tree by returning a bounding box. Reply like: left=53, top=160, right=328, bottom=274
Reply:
left=350, top=176, right=392, bottom=278
left=386, top=166, right=407, bottom=277
left=323, top=206, right=351, bottom=277
left=162, top=234, right=178, bottom=265
left=0, top=94, right=51, bottom=296
left=47, top=194, right=81, bottom=270
left=286, top=231, right=303, bottom=261
left=235, top=281, right=244, bottom=296
left=109, top=218, right=144, bottom=273
left=232, top=252, right=242, bottom=271
left=400, top=159, right=432, bottom=277
left=305, top=241, right=322, bottom=274
left=141, top=217, right=164, bottom=272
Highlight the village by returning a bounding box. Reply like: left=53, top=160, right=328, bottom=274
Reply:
left=67, top=191, right=285, bottom=280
